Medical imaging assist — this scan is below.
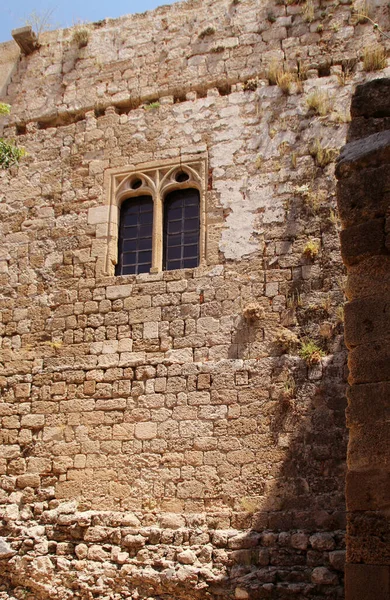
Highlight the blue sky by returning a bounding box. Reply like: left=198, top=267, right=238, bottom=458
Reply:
left=0, top=0, right=180, bottom=42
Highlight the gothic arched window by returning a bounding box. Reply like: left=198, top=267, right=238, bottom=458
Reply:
left=116, top=195, right=153, bottom=275
left=163, top=188, right=200, bottom=271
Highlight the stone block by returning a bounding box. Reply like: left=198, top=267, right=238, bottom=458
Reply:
left=349, top=340, right=390, bottom=384
left=12, top=26, right=38, bottom=54
left=347, top=511, right=390, bottom=564
left=106, top=284, right=133, bottom=299
left=16, top=473, right=40, bottom=488
left=336, top=130, right=390, bottom=180
left=311, top=567, right=338, bottom=585
left=346, top=470, right=390, bottom=512
left=337, top=163, right=390, bottom=228
left=351, top=79, right=390, bottom=120
left=345, top=564, right=390, bottom=600
left=14, top=383, right=31, bottom=398
left=165, top=348, right=193, bottom=363
left=348, top=422, right=390, bottom=470
left=346, top=382, right=390, bottom=426
left=87, top=205, right=111, bottom=225
left=347, top=256, right=390, bottom=300
left=344, top=293, right=390, bottom=348
left=340, top=218, right=386, bottom=267
left=134, top=422, right=157, bottom=440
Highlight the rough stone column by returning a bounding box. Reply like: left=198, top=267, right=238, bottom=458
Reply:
left=336, top=78, right=390, bottom=600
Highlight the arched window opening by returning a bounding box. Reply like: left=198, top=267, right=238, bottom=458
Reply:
left=116, top=195, right=153, bottom=275
left=163, top=188, right=200, bottom=271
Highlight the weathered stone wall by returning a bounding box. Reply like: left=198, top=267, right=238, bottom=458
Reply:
left=336, top=78, right=390, bottom=600
left=0, top=0, right=389, bottom=597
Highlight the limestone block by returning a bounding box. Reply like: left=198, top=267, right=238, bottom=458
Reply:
left=309, top=533, right=335, bottom=551
left=337, top=163, right=390, bottom=228
left=348, top=421, right=390, bottom=470
left=345, top=564, right=390, bottom=600
left=88, top=544, right=110, bottom=561
left=346, top=382, right=390, bottom=426
left=165, top=348, right=193, bottom=363
left=177, top=549, right=196, bottom=564
left=88, top=205, right=112, bottom=225
left=16, top=473, right=41, bottom=488
left=134, top=422, right=157, bottom=440
left=113, top=423, right=134, bottom=440
left=0, top=537, right=16, bottom=559
left=14, top=383, right=31, bottom=398
left=329, top=550, right=346, bottom=572
left=311, top=567, right=338, bottom=585
left=345, top=294, right=390, bottom=348
left=290, top=532, right=309, bottom=550
left=351, top=79, right=390, bottom=120
left=119, top=352, right=146, bottom=367
left=106, top=284, right=133, bottom=300
left=347, top=510, right=390, bottom=564
left=347, top=256, right=390, bottom=301
left=144, top=321, right=159, bottom=339
left=340, top=218, right=386, bottom=267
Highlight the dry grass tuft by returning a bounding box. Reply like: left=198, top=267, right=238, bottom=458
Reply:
left=363, top=45, right=387, bottom=72
left=309, top=138, right=338, bottom=168
left=306, top=89, right=330, bottom=116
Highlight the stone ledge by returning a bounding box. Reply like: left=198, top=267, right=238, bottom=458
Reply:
left=336, top=130, right=390, bottom=179
left=11, top=26, right=38, bottom=55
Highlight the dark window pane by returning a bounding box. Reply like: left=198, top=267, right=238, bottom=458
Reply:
left=123, top=239, right=137, bottom=252
left=137, top=263, right=150, bottom=274
left=163, top=188, right=200, bottom=271
left=139, top=211, right=153, bottom=224
left=168, top=220, right=182, bottom=234
left=184, top=218, right=199, bottom=231
left=116, top=195, right=153, bottom=276
left=184, top=244, right=198, bottom=259
left=168, top=246, right=181, bottom=260
left=123, top=213, right=138, bottom=226
left=184, top=257, right=198, bottom=268
left=122, top=264, right=136, bottom=275
left=185, top=205, right=199, bottom=218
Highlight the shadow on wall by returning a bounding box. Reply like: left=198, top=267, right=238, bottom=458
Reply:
left=207, top=352, right=347, bottom=600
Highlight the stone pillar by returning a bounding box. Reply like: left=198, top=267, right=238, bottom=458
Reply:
left=336, top=78, right=390, bottom=600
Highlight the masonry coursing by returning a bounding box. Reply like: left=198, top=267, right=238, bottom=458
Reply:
left=0, top=0, right=389, bottom=597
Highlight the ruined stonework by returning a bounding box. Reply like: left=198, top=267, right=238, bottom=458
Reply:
left=336, top=78, right=390, bottom=600
left=0, top=0, right=389, bottom=597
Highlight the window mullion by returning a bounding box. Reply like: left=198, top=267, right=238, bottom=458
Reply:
left=151, top=189, right=163, bottom=273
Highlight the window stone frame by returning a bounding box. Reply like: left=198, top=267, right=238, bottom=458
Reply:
left=89, top=154, right=208, bottom=277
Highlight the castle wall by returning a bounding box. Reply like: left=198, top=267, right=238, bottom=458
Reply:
left=0, top=0, right=389, bottom=597
left=336, top=78, right=390, bottom=600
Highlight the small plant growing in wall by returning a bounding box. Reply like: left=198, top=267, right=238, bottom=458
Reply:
left=0, top=103, right=11, bottom=116
left=363, top=45, right=387, bottom=71
left=352, top=0, right=373, bottom=24
left=243, top=302, right=265, bottom=321
left=275, top=327, right=299, bottom=353
left=303, top=0, right=315, bottom=22
left=266, top=61, right=282, bottom=85
left=303, top=239, right=320, bottom=260
left=276, top=71, right=297, bottom=95
left=72, top=26, right=90, bottom=48
left=299, top=339, right=324, bottom=365
left=309, top=138, right=337, bottom=168
left=0, top=139, right=26, bottom=170
left=283, top=376, right=296, bottom=399
left=198, top=26, right=215, bottom=39
left=306, top=89, right=330, bottom=116
left=144, top=101, right=160, bottom=111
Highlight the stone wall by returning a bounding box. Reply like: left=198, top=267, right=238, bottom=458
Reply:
left=336, top=78, right=390, bottom=600
left=0, top=0, right=389, bottom=597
